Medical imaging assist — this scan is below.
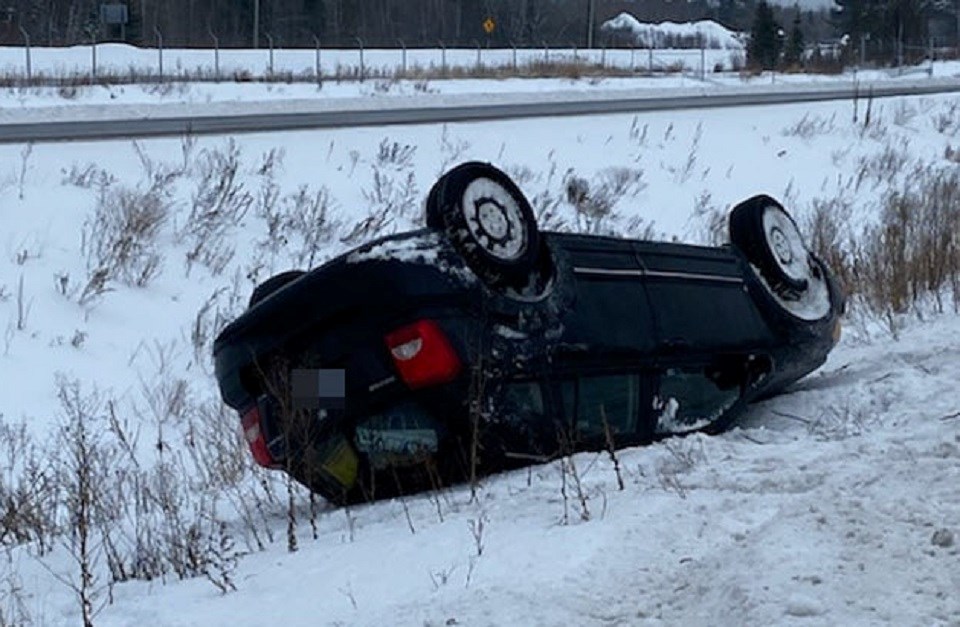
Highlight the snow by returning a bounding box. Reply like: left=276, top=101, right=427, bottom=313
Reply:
left=346, top=232, right=442, bottom=265
left=750, top=261, right=833, bottom=321
left=602, top=14, right=745, bottom=50
left=0, top=71, right=959, bottom=626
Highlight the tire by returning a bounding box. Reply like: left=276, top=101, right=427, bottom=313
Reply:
left=248, top=270, right=305, bottom=308
left=424, top=172, right=444, bottom=230
left=729, top=195, right=814, bottom=300
left=425, top=161, right=542, bottom=288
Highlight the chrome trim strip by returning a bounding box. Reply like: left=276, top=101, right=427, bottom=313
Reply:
left=644, top=270, right=744, bottom=284
left=573, top=267, right=644, bottom=277
left=368, top=376, right=396, bottom=392
left=573, top=266, right=743, bottom=284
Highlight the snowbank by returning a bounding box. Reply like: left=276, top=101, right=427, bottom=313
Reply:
left=602, top=13, right=745, bottom=50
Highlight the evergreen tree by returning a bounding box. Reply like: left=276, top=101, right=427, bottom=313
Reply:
left=831, top=0, right=879, bottom=51
left=784, top=9, right=805, bottom=67
left=747, top=1, right=783, bottom=69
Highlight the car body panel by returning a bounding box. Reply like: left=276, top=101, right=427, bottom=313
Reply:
left=213, top=224, right=843, bottom=503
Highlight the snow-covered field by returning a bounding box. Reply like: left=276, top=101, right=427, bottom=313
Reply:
left=0, top=82, right=958, bottom=625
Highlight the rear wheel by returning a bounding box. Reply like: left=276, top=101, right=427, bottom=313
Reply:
left=425, top=161, right=544, bottom=290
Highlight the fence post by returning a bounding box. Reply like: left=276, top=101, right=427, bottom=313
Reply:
left=630, top=43, right=635, bottom=70
left=355, top=36, right=365, bottom=82
left=91, top=33, right=97, bottom=82
left=438, top=40, right=446, bottom=76
left=475, top=39, right=482, bottom=69
left=18, top=26, right=31, bottom=83
left=600, top=43, right=606, bottom=67
left=314, top=35, right=322, bottom=86
left=266, top=32, right=274, bottom=78
left=155, top=27, right=164, bottom=82
left=209, top=28, right=220, bottom=81
left=543, top=40, right=549, bottom=64
left=573, top=43, right=578, bottom=63
left=510, top=40, right=517, bottom=70
left=648, top=42, right=653, bottom=73
left=398, top=38, right=406, bottom=76
left=700, top=41, right=705, bottom=80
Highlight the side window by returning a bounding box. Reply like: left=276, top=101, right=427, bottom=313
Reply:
left=559, top=374, right=641, bottom=443
left=654, top=367, right=741, bottom=435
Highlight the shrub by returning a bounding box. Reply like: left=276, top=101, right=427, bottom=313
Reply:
left=80, top=181, right=170, bottom=303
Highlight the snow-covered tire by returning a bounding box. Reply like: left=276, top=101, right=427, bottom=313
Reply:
left=249, top=270, right=305, bottom=308
left=729, top=195, right=831, bottom=321
left=730, top=195, right=817, bottom=299
left=425, top=161, right=542, bottom=288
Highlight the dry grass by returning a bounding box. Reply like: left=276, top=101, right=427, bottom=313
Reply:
left=79, top=181, right=170, bottom=303
left=804, top=161, right=960, bottom=335
left=0, top=54, right=704, bottom=97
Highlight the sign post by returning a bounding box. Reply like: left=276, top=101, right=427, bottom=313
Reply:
left=483, top=16, right=495, bottom=48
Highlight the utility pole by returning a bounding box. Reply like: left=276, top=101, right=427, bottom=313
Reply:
left=253, top=0, right=259, bottom=49
left=586, top=0, right=595, bottom=48
left=897, top=19, right=903, bottom=69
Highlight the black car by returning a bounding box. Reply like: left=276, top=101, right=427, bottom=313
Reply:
left=213, top=162, right=844, bottom=504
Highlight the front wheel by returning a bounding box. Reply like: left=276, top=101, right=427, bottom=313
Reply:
left=729, top=195, right=831, bottom=321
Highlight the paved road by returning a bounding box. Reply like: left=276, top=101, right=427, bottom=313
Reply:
left=2, top=79, right=959, bottom=143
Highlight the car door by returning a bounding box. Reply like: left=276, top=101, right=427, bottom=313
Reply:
left=557, top=234, right=657, bottom=354
left=633, top=241, right=773, bottom=354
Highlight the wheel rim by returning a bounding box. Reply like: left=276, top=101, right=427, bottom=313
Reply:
left=770, top=227, right=793, bottom=265
left=477, top=199, right=510, bottom=240
left=462, top=177, right=527, bottom=261
left=762, top=206, right=808, bottom=283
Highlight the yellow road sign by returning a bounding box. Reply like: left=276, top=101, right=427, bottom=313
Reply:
left=483, top=17, right=495, bottom=35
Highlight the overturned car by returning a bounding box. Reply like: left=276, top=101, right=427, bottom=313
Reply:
left=213, top=162, right=844, bottom=504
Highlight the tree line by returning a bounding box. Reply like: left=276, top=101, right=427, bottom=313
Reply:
left=0, top=0, right=951, bottom=69
left=748, top=0, right=958, bottom=70
left=0, top=0, right=836, bottom=49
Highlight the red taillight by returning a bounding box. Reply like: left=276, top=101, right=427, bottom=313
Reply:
left=384, top=319, right=462, bottom=389
left=241, top=405, right=276, bottom=468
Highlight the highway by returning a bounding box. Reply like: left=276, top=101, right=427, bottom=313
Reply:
left=2, top=78, right=959, bottom=142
